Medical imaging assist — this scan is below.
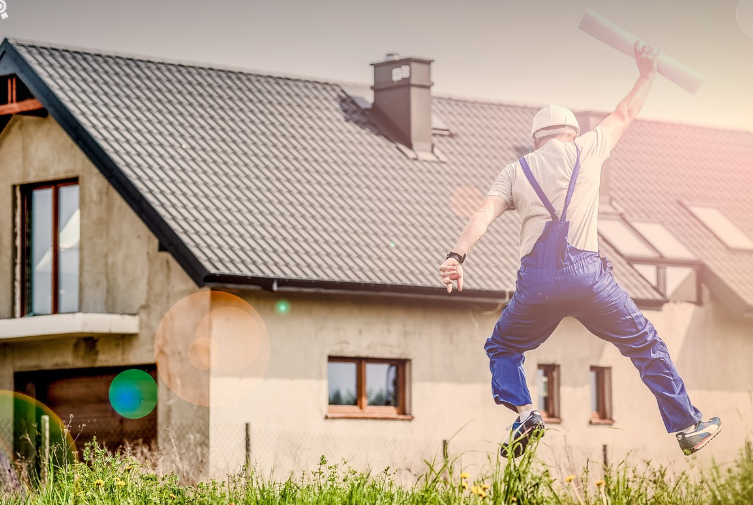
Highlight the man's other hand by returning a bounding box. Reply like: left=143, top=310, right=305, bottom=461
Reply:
left=439, top=259, right=463, bottom=293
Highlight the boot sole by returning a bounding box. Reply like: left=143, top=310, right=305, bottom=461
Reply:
left=500, top=421, right=546, bottom=458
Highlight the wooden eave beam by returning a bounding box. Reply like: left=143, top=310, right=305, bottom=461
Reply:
left=0, top=98, right=44, bottom=116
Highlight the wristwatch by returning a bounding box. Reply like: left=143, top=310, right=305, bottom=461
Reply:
left=445, top=252, right=466, bottom=264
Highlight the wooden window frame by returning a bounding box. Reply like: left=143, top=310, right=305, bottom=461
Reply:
left=536, top=364, right=561, bottom=423
left=326, top=357, right=412, bottom=421
left=590, top=366, right=614, bottom=425
left=19, top=179, right=79, bottom=317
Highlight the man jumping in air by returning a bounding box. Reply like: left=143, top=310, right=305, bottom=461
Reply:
left=438, top=42, right=721, bottom=457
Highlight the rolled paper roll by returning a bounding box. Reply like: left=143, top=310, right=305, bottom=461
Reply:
left=580, top=9, right=706, bottom=94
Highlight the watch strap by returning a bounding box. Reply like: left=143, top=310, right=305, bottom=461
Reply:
left=445, top=252, right=466, bottom=264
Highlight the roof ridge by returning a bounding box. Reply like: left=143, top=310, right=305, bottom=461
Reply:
left=8, top=38, right=751, bottom=137
left=6, top=37, right=344, bottom=89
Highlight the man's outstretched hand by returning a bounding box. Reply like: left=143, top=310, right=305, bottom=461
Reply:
left=439, top=259, right=463, bottom=293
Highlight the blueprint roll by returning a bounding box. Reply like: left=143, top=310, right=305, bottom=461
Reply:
left=579, top=10, right=706, bottom=94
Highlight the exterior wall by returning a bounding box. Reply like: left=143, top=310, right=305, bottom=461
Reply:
left=0, top=116, right=208, bottom=470
left=1, top=116, right=750, bottom=481
left=209, top=288, right=753, bottom=479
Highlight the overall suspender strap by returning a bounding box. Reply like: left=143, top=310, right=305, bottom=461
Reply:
left=519, top=155, right=559, bottom=221
left=560, top=146, right=581, bottom=222
left=518, top=146, right=582, bottom=222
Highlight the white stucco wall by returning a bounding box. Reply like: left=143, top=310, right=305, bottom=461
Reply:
left=208, top=289, right=753, bottom=479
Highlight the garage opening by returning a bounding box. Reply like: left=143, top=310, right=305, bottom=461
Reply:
left=13, top=365, right=158, bottom=461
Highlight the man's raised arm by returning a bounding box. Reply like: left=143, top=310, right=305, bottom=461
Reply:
left=599, top=41, right=660, bottom=151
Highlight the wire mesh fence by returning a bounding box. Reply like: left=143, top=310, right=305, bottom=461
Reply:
left=1, top=418, right=505, bottom=484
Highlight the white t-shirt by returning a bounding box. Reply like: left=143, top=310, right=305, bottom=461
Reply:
left=486, top=126, right=612, bottom=259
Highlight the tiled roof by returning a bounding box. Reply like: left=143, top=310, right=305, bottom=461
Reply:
left=608, top=121, right=753, bottom=309
left=0, top=40, right=672, bottom=303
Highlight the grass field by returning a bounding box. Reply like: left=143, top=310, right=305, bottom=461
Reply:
left=2, top=437, right=752, bottom=504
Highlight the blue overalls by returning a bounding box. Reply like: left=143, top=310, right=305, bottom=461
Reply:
left=484, top=148, right=702, bottom=433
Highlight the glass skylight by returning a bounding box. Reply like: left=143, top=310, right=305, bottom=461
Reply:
left=629, top=221, right=696, bottom=260
left=686, top=205, right=753, bottom=251
left=598, top=218, right=659, bottom=258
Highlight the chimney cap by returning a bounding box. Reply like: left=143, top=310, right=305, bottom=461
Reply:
left=371, top=55, right=434, bottom=67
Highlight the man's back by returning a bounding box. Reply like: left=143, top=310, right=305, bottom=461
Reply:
left=487, top=126, right=612, bottom=259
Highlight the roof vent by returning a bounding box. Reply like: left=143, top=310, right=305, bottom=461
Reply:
left=385, top=53, right=401, bottom=61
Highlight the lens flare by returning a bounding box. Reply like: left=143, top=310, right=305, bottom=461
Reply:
left=738, top=1, right=753, bottom=38
left=0, top=390, right=77, bottom=469
left=154, top=291, right=271, bottom=407
left=450, top=185, right=484, bottom=219
left=108, top=370, right=158, bottom=419
left=275, top=299, right=291, bottom=315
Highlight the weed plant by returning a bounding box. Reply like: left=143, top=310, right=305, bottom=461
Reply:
left=2, top=437, right=753, bottom=504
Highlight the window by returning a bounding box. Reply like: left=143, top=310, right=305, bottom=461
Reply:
left=685, top=204, right=753, bottom=251
left=590, top=366, right=613, bottom=424
left=600, top=217, right=700, bottom=300
left=598, top=217, right=659, bottom=258
left=536, top=364, right=560, bottom=421
left=628, top=220, right=696, bottom=260
left=21, top=181, right=79, bottom=316
left=327, top=357, right=410, bottom=419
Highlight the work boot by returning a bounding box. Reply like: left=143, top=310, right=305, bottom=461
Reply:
left=500, top=410, right=546, bottom=458
left=677, top=417, right=722, bottom=456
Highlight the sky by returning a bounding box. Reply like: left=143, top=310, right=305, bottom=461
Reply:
left=0, top=0, right=751, bottom=133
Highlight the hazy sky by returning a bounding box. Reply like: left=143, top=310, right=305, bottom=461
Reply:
left=1, top=0, right=752, bottom=132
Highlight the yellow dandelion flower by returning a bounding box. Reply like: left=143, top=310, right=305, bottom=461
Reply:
left=479, top=490, right=487, bottom=498
left=511, top=497, right=517, bottom=502
left=170, top=493, right=177, bottom=499
left=565, top=474, right=576, bottom=483
left=94, top=479, right=104, bottom=487
left=595, top=479, right=605, bottom=487
left=460, top=472, right=470, bottom=479
left=462, top=480, right=469, bottom=490
left=482, top=483, right=491, bottom=490
left=471, top=485, right=480, bottom=495
left=115, top=480, right=125, bottom=487
left=125, top=465, right=133, bottom=471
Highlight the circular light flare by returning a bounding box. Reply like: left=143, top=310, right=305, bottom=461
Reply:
left=738, top=1, right=753, bottom=37
left=187, top=336, right=220, bottom=370
left=450, top=185, right=484, bottom=219
left=154, top=291, right=271, bottom=408
left=0, top=390, right=77, bottom=467
left=109, top=370, right=158, bottom=420
left=275, top=299, right=291, bottom=315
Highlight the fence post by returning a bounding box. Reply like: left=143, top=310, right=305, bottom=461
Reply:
left=40, top=415, right=50, bottom=490
left=245, top=422, right=251, bottom=476
left=602, top=444, right=608, bottom=468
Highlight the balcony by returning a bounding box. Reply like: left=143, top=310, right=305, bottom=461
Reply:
left=0, top=313, right=139, bottom=342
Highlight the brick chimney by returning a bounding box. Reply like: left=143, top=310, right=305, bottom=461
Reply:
left=575, top=111, right=614, bottom=210
left=371, top=54, right=434, bottom=153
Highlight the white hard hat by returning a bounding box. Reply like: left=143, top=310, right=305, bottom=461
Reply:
left=531, top=105, right=580, bottom=140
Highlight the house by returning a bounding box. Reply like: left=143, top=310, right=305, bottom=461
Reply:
left=0, top=38, right=752, bottom=478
